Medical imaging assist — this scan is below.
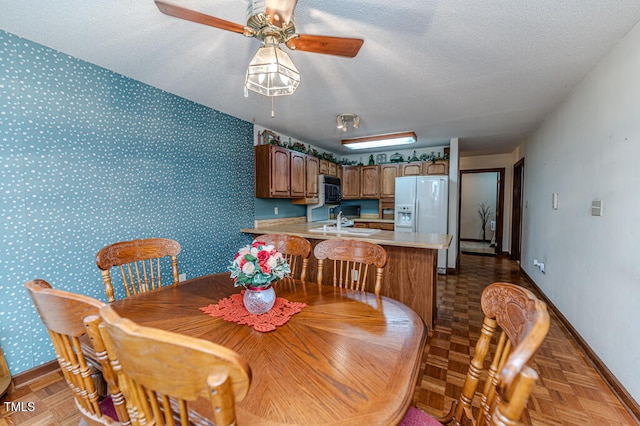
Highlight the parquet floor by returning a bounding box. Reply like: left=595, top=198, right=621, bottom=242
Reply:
left=1, top=254, right=637, bottom=425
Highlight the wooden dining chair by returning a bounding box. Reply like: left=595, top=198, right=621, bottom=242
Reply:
left=96, top=237, right=181, bottom=302
left=400, top=282, right=550, bottom=426
left=253, top=234, right=312, bottom=281
left=314, top=239, right=388, bottom=296
left=98, top=304, right=252, bottom=426
left=25, top=279, right=130, bottom=426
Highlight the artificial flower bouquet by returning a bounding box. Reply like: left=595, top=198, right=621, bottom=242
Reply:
left=229, top=241, right=291, bottom=288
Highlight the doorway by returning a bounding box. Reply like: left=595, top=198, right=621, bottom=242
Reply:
left=510, top=159, right=524, bottom=262
left=459, top=168, right=505, bottom=256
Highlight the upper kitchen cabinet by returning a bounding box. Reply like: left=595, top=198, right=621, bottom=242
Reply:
left=254, top=144, right=291, bottom=198
left=360, top=165, right=379, bottom=198
left=290, top=151, right=306, bottom=198
left=305, top=156, right=320, bottom=198
left=423, top=160, right=449, bottom=175
left=342, top=165, right=379, bottom=199
left=379, top=164, right=400, bottom=198
left=401, top=163, right=422, bottom=176
left=319, top=159, right=338, bottom=177
left=341, top=166, right=360, bottom=199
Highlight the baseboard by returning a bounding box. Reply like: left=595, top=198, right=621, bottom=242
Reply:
left=519, top=266, right=640, bottom=423
left=11, top=360, right=59, bottom=388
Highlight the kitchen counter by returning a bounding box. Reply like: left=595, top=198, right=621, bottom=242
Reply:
left=241, top=222, right=452, bottom=328
left=240, top=222, right=451, bottom=250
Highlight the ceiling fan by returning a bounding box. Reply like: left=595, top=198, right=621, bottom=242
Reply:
left=154, top=0, right=364, bottom=97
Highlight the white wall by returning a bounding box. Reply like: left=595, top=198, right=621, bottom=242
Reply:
left=522, top=21, right=640, bottom=402
left=447, top=138, right=460, bottom=271
left=460, top=172, right=498, bottom=240
left=460, top=154, right=514, bottom=252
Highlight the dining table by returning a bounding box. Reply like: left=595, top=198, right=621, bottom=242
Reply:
left=109, top=273, right=427, bottom=426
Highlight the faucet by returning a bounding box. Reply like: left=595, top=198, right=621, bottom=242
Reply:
left=336, top=211, right=343, bottom=230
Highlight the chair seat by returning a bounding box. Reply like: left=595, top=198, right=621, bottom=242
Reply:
left=399, top=406, right=442, bottom=426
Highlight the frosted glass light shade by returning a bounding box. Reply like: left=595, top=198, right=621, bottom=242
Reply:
left=245, top=41, right=300, bottom=97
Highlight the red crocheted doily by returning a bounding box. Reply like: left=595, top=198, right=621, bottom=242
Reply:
left=200, top=291, right=307, bottom=332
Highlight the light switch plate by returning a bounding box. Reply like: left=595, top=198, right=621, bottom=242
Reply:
left=591, top=200, right=603, bottom=216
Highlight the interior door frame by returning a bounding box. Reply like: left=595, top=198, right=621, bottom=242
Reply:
left=510, top=158, right=525, bottom=261
left=458, top=168, right=505, bottom=255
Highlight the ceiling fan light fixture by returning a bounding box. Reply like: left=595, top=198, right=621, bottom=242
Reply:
left=342, top=131, right=417, bottom=150
left=245, top=37, right=300, bottom=97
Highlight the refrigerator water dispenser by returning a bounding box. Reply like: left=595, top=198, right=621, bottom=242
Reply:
left=395, top=204, right=415, bottom=231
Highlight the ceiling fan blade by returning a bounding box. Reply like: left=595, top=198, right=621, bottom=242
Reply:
left=266, top=0, right=298, bottom=26
left=286, top=34, right=364, bottom=58
left=155, top=0, right=247, bottom=35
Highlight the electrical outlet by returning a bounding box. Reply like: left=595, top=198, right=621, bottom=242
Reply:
left=533, top=258, right=539, bottom=266
left=179, top=273, right=186, bottom=282
left=539, top=262, right=545, bottom=273
left=274, top=207, right=279, bottom=215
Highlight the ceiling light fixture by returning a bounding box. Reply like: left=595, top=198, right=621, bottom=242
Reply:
left=336, top=113, right=360, bottom=132
left=342, top=131, right=417, bottom=150
left=245, top=35, right=300, bottom=97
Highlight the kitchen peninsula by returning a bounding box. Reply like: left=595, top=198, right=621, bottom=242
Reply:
left=241, top=221, right=452, bottom=328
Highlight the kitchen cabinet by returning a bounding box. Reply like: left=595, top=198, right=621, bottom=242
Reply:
left=319, top=160, right=338, bottom=177
left=424, top=160, right=449, bottom=175
left=379, top=164, right=400, bottom=198
left=360, top=165, right=379, bottom=198
left=401, top=163, right=422, bottom=176
left=354, top=221, right=395, bottom=231
left=305, top=156, right=319, bottom=197
left=341, top=166, right=361, bottom=199
left=290, top=151, right=306, bottom=198
left=254, top=145, right=291, bottom=198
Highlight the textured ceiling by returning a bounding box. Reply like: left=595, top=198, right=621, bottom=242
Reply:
left=2, top=1, right=640, bottom=155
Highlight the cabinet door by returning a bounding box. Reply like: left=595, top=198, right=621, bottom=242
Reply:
left=290, top=151, right=306, bottom=198
left=270, top=146, right=291, bottom=197
left=424, top=160, right=449, bottom=175
left=328, top=162, right=337, bottom=176
left=379, top=164, right=400, bottom=198
left=342, top=166, right=360, bottom=199
left=319, top=160, right=329, bottom=175
left=401, top=163, right=422, bottom=176
left=305, top=156, right=320, bottom=197
left=360, top=165, right=379, bottom=198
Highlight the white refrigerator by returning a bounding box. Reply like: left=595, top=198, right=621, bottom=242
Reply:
left=394, top=175, right=449, bottom=273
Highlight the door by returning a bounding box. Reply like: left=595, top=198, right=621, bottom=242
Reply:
left=511, top=159, right=524, bottom=261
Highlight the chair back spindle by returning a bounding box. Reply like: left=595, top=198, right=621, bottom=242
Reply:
left=25, top=279, right=130, bottom=425
left=96, top=238, right=181, bottom=302
left=98, top=304, right=251, bottom=426
left=254, top=234, right=312, bottom=281
left=438, top=282, right=550, bottom=426
left=314, top=239, right=387, bottom=296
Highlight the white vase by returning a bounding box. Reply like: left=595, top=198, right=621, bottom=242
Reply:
left=243, top=284, right=276, bottom=314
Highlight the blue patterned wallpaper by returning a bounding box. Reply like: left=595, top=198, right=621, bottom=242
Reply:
left=0, top=31, right=254, bottom=374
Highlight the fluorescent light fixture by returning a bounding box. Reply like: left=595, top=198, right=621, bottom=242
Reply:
left=342, top=131, right=417, bottom=150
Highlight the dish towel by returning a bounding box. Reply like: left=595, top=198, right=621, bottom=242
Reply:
left=200, top=292, right=307, bottom=332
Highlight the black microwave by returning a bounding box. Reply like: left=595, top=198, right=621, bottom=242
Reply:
left=321, top=175, right=341, bottom=204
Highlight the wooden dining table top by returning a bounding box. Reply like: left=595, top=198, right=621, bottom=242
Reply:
left=109, top=273, right=427, bottom=426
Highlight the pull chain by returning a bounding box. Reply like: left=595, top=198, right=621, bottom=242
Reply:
left=271, top=96, right=275, bottom=118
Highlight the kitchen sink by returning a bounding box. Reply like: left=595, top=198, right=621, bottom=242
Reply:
left=309, top=226, right=381, bottom=236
